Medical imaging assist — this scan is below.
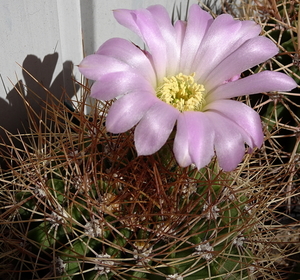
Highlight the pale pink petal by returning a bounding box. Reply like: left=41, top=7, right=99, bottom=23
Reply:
left=106, top=92, right=158, bottom=133
left=147, top=5, right=180, bottom=75
left=96, top=38, right=156, bottom=85
left=113, top=8, right=142, bottom=36
left=78, top=54, right=132, bottom=80
left=179, top=4, right=213, bottom=74
left=173, top=113, right=192, bottom=167
left=174, top=112, right=215, bottom=169
left=206, top=71, right=298, bottom=102
left=114, top=7, right=170, bottom=81
left=134, top=102, right=180, bottom=155
left=237, top=20, right=262, bottom=41
left=90, top=72, right=154, bottom=100
left=187, top=112, right=215, bottom=169
left=205, top=36, right=278, bottom=91
left=204, top=100, right=263, bottom=147
left=174, top=20, right=187, bottom=49
left=193, top=14, right=261, bottom=81
left=205, top=112, right=247, bottom=171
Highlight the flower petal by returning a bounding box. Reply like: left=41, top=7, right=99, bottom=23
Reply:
left=193, top=14, right=261, bottom=81
left=205, top=111, right=247, bottom=171
left=134, top=102, right=180, bottom=155
left=179, top=4, right=213, bottom=74
left=113, top=6, right=171, bottom=81
left=205, top=36, right=278, bottom=91
left=174, top=20, right=187, bottom=49
left=174, top=112, right=215, bottom=169
left=106, top=91, right=158, bottom=133
left=207, top=71, right=298, bottom=102
left=204, top=100, right=263, bottom=147
left=91, top=72, right=154, bottom=100
left=173, top=113, right=192, bottom=167
left=78, top=54, right=132, bottom=80
left=187, top=112, right=215, bottom=169
left=147, top=5, right=180, bottom=75
left=96, top=38, right=156, bottom=85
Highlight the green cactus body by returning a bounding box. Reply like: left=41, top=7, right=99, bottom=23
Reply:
left=9, top=160, right=258, bottom=280
left=1, top=95, right=297, bottom=279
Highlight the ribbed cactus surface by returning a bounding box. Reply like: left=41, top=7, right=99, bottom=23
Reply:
left=1, top=90, right=298, bottom=280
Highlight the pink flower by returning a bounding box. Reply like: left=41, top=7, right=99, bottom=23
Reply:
left=79, top=4, right=297, bottom=171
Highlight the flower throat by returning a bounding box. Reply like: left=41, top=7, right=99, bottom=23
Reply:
left=156, top=73, right=206, bottom=112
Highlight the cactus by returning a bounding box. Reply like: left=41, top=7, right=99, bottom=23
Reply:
left=1, top=2, right=300, bottom=279
left=0, top=78, right=299, bottom=280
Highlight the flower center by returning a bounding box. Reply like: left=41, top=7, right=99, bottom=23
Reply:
left=156, top=73, right=206, bottom=112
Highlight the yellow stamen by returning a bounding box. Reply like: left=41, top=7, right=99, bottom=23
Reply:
left=156, top=73, right=206, bottom=112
